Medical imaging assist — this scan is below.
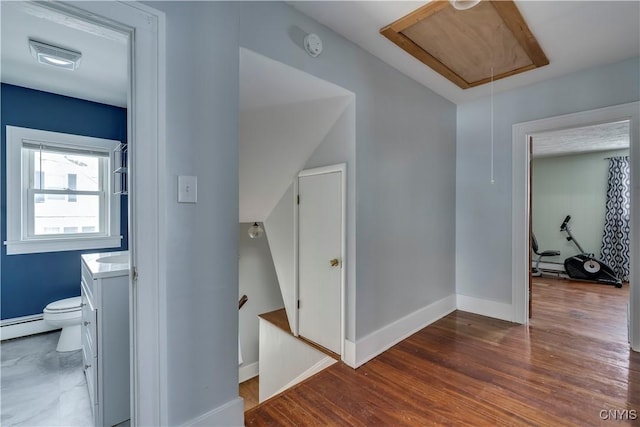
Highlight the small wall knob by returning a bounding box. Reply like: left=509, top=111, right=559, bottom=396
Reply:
left=83, top=321, right=91, bottom=326
left=330, top=258, right=339, bottom=267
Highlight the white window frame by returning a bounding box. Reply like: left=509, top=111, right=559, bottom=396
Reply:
left=5, top=126, right=122, bottom=255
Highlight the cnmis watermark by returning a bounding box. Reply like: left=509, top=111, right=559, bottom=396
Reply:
left=599, top=409, right=638, bottom=421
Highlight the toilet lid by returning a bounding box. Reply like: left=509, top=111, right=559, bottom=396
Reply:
left=45, top=296, right=81, bottom=311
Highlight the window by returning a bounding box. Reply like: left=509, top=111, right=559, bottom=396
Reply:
left=5, top=126, right=122, bottom=255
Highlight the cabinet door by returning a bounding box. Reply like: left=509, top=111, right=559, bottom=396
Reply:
left=81, top=280, right=97, bottom=350
left=81, top=279, right=98, bottom=423
left=82, top=344, right=97, bottom=411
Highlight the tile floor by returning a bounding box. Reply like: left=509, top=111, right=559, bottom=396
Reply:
left=1, top=331, right=93, bottom=426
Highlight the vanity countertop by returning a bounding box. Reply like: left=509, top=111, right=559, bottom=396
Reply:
left=81, top=250, right=130, bottom=279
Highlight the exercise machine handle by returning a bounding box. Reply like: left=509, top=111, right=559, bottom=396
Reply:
left=560, top=215, right=571, bottom=231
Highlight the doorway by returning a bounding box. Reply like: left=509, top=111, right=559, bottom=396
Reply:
left=1, top=2, right=130, bottom=425
left=528, top=122, right=631, bottom=339
left=21, top=2, right=164, bottom=425
left=238, top=49, right=354, bottom=408
left=512, top=102, right=639, bottom=351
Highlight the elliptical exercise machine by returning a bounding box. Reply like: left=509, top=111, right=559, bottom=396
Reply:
left=559, top=215, right=622, bottom=288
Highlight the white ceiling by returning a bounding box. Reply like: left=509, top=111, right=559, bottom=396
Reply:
left=2, top=2, right=638, bottom=107
left=0, top=2, right=128, bottom=107
left=290, top=1, right=640, bottom=104
left=532, top=120, right=630, bottom=158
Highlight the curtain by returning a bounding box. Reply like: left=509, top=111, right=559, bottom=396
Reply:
left=600, top=156, right=631, bottom=281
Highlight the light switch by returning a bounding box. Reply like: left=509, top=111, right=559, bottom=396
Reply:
left=178, top=176, right=197, bottom=203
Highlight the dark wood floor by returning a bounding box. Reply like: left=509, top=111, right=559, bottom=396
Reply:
left=530, top=277, right=629, bottom=342
left=245, top=279, right=639, bottom=426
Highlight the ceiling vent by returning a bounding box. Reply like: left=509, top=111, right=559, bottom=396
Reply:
left=29, top=39, right=82, bottom=71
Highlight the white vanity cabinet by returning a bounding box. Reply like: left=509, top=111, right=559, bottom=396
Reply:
left=81, top=251, right=130, bottom=427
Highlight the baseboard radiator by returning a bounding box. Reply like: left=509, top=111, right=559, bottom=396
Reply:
left=1, top=314, right=58, bottom=341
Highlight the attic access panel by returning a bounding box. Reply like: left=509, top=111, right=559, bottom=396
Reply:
left=381, top=0, right=548, bottom=89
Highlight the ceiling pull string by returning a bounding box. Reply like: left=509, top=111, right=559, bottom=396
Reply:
left=490, top=67, right=495, bottom=185
left=489, top=19, right=497, bottom=186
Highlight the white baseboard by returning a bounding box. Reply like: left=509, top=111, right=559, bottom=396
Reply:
left=1, top=315, right=58, bottom=341
left=239, top=361, right=259, bottom=383
left=343, top=339, right=356, bottom=368
left=274, top=356, right=336, bottom=396
left=181, top=397, right=244, bottom=427
left=456, top=294, right=513, bottom=322
left=353, top=294, right=456, bottom=368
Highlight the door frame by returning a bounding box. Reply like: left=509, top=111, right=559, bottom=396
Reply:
left=50, top=1, right=166, bottom=424
left=512, top=102, right=639, bottom=352
left=295, top=163, right=347, bottom=359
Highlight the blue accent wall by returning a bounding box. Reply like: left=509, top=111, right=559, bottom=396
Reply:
left=1, top=83, right=128, bottom=320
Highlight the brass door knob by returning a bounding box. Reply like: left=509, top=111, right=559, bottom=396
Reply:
left=330, top=258, right=339, bottom=267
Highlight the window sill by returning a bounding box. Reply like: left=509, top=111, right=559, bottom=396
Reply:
left=4, top=236, right=123, bottom=255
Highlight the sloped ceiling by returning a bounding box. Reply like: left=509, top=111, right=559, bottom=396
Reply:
left=239, top=49, right=353, bottom=222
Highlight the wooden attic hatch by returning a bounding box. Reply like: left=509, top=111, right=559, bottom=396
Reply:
left=380, top=0, right=548, bottom=89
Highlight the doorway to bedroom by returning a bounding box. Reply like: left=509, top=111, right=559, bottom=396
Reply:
left=529, top=120, right=631, bottom=344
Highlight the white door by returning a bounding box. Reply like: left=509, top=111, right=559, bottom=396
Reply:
left=298, top=168, right=343, bottom=355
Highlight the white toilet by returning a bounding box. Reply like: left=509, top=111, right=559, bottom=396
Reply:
left=43, top=296, right=82, bottom=352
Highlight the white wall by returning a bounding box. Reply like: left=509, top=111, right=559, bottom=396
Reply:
left=264, top=184, right=296, bottom=332
left=258, top=318, right=335, bottom=403
left=238, top=223, right=284, bottom=372
left=143, top=2, right=241, bottom=425
left=457, top=57, right=640, bottom=304
left=237, top=1, right=457, bottom=340
left=143, top=1, right=457, bottom=423
left=532, top=149, right=629, bottom=262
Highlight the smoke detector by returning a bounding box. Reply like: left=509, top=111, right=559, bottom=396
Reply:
left=304, top=33, right=322, bottom=57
